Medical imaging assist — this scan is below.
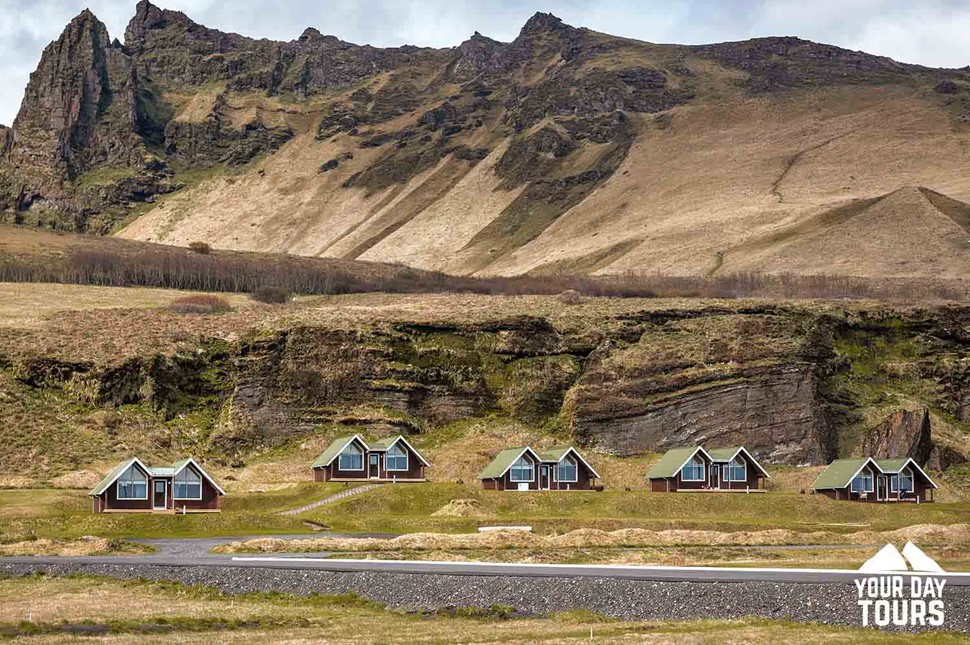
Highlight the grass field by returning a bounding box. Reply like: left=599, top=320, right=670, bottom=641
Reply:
left=0, top=575, right=961, bottom=643
left=3, top=482, right=969, bottom=544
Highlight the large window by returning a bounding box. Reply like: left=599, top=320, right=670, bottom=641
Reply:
left=116, top=465, right=148, bottom=500
left=338, top=443, right=364, bottom=470
left=386, top=443, right=408, bottom=471
left=681, top=456, right=705, bottom=482
left=851, top=469, right=874, bottom=493
left=509, top=455, right=534, bottom=482
left=557, top=456, right=578, bottom=482
left=726, top=457, right=747, bottom=482
left=899, top=469, right=914, bottom=493
left=174, top=467, right=202, bottom=499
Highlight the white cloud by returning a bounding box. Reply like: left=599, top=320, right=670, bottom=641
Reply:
left=0, top=0, right=968, bottom=126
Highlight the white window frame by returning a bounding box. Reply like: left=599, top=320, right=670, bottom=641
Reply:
left=385, top=443, right=409, bottom=471
left=509, top=456, right=535, bottom=483
left=174, top=467, right=203, bottom=501
left=726, top=457, right=747, bottom=482
left=899, top=468, right=914, bottom=493
left=888, top=474, right=898, bottom=493
left=851, top=469, right=874, bottom=493
left=557, top=455, right=578, bottom=483
left=338, top=443, right=365, bottom=471
left=681, top=456, right=706, bottom=482
left=116, top=464, right=149, bottom=500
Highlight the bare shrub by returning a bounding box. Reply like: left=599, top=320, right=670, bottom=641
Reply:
left=188, top=241, right=211, bottom=254
left=250, top=286, right=291, bottom=304
left=0, top=233, right=967, bottom=303
left=169, top=294, right=232, bottom=314
left=557, top=289, right=584, bottom=305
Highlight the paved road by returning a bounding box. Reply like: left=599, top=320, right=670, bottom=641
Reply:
left=2, top=553, right=968, bottom=586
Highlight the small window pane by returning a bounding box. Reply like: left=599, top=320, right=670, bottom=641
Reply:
left=509, top=456, right=534, bottom=483
left=175, top=467, right=203, bottom=499
left=339, top=444, right=364, bottom=470
left=899, top=470, right=914, bottom=492
left=116, top=464, right=148, bottom=499
left=386, top=444, right=408, bottom=471
left=682, top=456, right=705, bottom=481
left=558, top=456, right=577, bottom=482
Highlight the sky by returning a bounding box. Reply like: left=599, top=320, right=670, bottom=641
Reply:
left=2, top=0, right=970, bottom=125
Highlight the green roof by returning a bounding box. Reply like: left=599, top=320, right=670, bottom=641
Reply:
left=369, top=437, right=397, bottom=450
left=876, top=459, right=907, bottom=472
left=707, top=447, right=742, bottom=461
left=89, top=457, right=142, bottom=496
left=312, top=436, right=361, bottom=468
left=646, top=447, right=704, bottom=479
left=479, top=447, right=534, bottom=480
left=812, top=458, right=871, bottom=490
left=90, top=457, right=226, bottom=497
left=538, top=447, right=570, bottom=462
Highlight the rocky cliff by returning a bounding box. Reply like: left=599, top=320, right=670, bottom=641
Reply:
left=2, top=2, right=969, bottom=278
left=3, top=301, right=968, bottom=481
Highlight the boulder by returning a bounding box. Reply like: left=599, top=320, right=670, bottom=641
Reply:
left=861, top=408, right=932, bottom=464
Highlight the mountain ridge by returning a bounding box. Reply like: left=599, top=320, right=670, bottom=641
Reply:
left=2, top=1, right=970, bottom=277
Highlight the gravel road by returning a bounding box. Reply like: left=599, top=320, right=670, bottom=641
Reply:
left=1, top=561, right=966, bottom=633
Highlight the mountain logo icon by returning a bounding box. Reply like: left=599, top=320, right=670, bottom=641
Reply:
left=859, top=542, right=945, bottom=573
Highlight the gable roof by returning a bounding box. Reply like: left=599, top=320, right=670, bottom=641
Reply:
left=479, top=447, right=541, bottom=480
left=812, top=457, right=879, bottom=490
left=368, top=435, right=431, bottom=466
left=171, top=457, right=227, bottom=496
left=646, top=446, right=711, bottom=480
left=813, top=456, right=939, bottom=490
left=89, top=456, right=225, bottom=497
left=706, top=446, right=771, bottom=478
left=89, top=457, right=150, bottom=497
left=538, top=447, right=601, bottom=479
left=876, top=458, right=938, bottom=489
left=312, top=435, right=367, bottom=468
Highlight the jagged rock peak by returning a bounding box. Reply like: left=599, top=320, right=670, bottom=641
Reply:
left=299, top=27, right=323, bottom=42
left=519, top=12, right=568, bottom=37
left=125, top=0, right=193, bottom=43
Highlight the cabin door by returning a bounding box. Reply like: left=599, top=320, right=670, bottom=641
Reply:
left=540, top=465, right=551, bottom=490
left=152, top=480, right=167, bottom=510
left=710, top=466, right=720, bottom=490
left=369, top=454, right=380, bottom=479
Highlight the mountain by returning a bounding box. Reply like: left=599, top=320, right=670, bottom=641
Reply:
left=1, top=1, right=969, bottom=278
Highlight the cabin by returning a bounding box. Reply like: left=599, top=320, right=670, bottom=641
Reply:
left=647, top=446, right=770, bottom=492
left=89, top=457, right=225, bottom=514
left=812, top=457, right=937, bottom=502
left=479, top=446, right=600, bottom=491
left=311, top=434, right=429, bottom=482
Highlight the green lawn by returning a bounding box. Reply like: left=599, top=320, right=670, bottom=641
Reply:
left=0, top=484, right=349, bottom=541
left=1, top=483, right=967, bottom=542
left=302, top=483, right=970, bottom=535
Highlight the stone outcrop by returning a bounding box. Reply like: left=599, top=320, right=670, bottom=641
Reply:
left=10, top=10, right=145, bottom=179
left=3, top=305, right=970, bottom=471
left=572, top=366, right=833, bottom=464
left=861, top=408, right=932, bottom=464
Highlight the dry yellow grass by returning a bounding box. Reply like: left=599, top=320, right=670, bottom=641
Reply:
left=0, top=282, right=252, bottom=329
left=218, top=522, right=970, bottom=554
left=0, top=537, right=143, bottom=556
